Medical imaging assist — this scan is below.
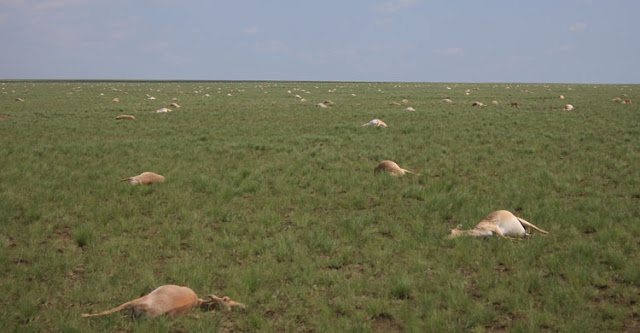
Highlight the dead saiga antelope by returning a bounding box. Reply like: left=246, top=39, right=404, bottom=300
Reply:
left=82, top=284, right=246, bottom=318
left=449, top=210, right=549, bottom=240
left=374, top=160, right=421, bottom=177
left=120, top=172, right=165, bottom=185
left=362, top=119, right=388, bottom=128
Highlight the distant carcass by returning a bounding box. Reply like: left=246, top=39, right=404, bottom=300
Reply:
left=120, top=172, right=165, bottom=185
left=362, top=119, right=388, bottom=128
left=374, top=160, right=420, bottom=177
left=115, top=115, right=136, bottom=120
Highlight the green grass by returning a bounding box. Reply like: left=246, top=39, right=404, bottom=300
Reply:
left=1, top=81, right=639, bottom=331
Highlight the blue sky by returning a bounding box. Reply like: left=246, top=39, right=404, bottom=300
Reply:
left=1, top=0, right=638, bottom=83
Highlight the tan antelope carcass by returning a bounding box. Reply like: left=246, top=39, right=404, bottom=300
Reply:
left=374, top=160, right=420, bottom=177
left=448, top=210, right=549, bottom=240
left=120, top=172, right=166, bottom=185
left=156, top=107, right=172, bottom=113
left=563, top=104, right=574, bottom=111
left=362, top=119, right=388, bottom=128
left=115, top=115, right=136, bottom=120
left=82, top=284, right=245, bottom=318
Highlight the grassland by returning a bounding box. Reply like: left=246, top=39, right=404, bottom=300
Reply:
left=0, top=80, right=639, bottom=332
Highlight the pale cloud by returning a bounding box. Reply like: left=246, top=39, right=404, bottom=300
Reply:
left=333, top=48, right=357, bottom=57
left=254, top=40, right=288, bottom=52
left=0, top=0, right=28, bottom=7
left=374, top=0, right=420, bottom=13
left=27, top=0, right=88, bottom=24
left=138, top=41, right=169, bottom=53
left=34, top=0, right=87, bottom=11
left=111, top=29, right=130, bottom=39
left=547, top=44, right=574, bottom=54
left=433, top=47, right=464, bottom=56
left=375, top=17, right=394, bottom=25
left=244, top=26, right=259, bottom=35
left=569, top=22, right=587, bottom=32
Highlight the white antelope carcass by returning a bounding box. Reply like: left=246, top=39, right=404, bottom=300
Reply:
left=442, top=98, right=453, bottom=103
left=316, top=103, right=328, bottom=108
left=405, top=107, right=416, bottom=112
left=170, top=103, right=181, bottom=108
left=156, top=107, right=172, bottom=113
left=15, top=98, right=24, bottom=102
left=112, top=98, right=120, bottom=103
left=362, top=119, right=388, bottom=128
left=472, top=102, right=485, bottom=107
left=563, top=104, right=574, bottom=111
left=82, top=285, right=245, bottom=318
left=120, top=172, right=165, bottom=185
left=115, top=115, right=136, bottom=120
left=448, top=210, right=549, bottom=240
left=374, top=160, right=420, bottom=177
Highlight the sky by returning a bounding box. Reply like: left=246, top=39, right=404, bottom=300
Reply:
left=1, top=0, right=638, bottom=83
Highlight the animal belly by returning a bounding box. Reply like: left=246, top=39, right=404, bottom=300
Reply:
left=499, top=223, right=525, bottom=237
